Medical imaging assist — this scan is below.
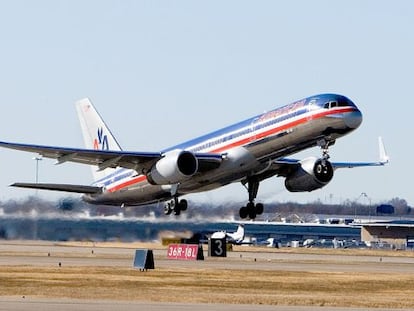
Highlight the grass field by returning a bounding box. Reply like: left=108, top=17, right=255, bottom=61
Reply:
left=1, top=265, right=414, bottom=308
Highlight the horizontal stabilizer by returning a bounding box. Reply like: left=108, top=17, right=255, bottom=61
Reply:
left=11, top=182, right=103, bottom=194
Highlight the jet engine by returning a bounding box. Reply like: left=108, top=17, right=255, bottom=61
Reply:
left=284, top=157, right=334, bottom=192
left=147, top=150, right=198, bottom=185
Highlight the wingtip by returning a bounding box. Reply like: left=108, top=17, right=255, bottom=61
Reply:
left=378, top=136, right=390, bottom=164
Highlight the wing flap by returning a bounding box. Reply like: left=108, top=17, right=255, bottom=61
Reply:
left=11, top=182, right=103, bottom=194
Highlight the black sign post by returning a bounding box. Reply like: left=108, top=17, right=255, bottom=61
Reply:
left=133, top=249, right=155, bottom=271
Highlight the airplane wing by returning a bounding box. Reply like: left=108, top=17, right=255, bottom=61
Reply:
left=263, top=137, right=389, bottom=178
left=11, top=182, right=103, bottom=194
left=0, top=141, right=222, bottom=173
left=0, top=140, right=162, bottom=171
left=330, top=137, right=389, bottom=169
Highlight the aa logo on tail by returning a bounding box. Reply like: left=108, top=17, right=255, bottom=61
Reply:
left=93, top=127, right=109, bottom=150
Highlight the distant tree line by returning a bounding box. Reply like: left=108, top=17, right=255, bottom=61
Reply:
left=0, top=195, right=412, bottom=220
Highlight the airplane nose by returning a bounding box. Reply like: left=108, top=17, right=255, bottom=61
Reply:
left=344, top=109, right=363, bottom=129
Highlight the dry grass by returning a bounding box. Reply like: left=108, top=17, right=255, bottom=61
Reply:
left=2, top=241, right=414, bottom=308
left=1, top=265, right=414, bottom=308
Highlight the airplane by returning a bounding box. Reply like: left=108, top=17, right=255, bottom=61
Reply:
left=253, top=237, right=279, bottom=248
left=210, top=224, right=245, bottom=244
left=262, top=238, right=279, bottom=248
left=0, top=93, right=389, bottom=219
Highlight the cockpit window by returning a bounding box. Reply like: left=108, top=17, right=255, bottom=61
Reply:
left=312, top=95, right=356, bottom=110
left=324, top=101, right=338, bottom=109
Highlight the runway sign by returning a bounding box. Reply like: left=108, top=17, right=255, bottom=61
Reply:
left=209, top=238, right=227, bottom=257
left=133, top=249, right=155, bottom=271
left=167, top=244, right=204, bottom=260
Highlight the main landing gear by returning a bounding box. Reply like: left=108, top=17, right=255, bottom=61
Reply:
left=164, top=197, right=188, bottom=216
left=239, top=178, right=264, bottom=220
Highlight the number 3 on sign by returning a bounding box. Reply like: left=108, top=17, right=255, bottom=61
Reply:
left=210, top=238, right=227, bottom=257
left=214, top=239, right=223, bottom=256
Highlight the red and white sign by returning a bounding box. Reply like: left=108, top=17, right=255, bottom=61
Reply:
left=167, top=244, right=199, bottom=260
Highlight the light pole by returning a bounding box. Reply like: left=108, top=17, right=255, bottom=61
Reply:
left=356, top=192, right=371, bottom=220
left=33, top=156, right=42, bottom=184
left=355, top=192, right=366, bottom=219
left=361, top=192, right=372, bottom=220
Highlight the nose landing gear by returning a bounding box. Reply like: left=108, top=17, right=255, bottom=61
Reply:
left=318, top=138, right=334, bottom=162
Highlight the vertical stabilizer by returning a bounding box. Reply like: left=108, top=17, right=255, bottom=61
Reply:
left=228, top=224, right=245, bottom=244
left=75, top=98, right=122, bottom=181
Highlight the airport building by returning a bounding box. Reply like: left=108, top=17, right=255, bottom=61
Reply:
left=361, top=221, right=414, bottom=249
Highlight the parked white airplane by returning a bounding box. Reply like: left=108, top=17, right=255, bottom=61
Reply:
left=211, top=224, right=245, bottom=244
left=0, top=94, right=388, bottom=219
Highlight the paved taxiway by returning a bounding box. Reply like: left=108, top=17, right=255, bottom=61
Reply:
left=1, top=240, right=414, bottom=273
left=1, top=241, right=414, bottom=311
left=0, top=298, right=407, bottom=311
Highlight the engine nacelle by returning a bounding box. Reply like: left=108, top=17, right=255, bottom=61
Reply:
left=147, top=150, right=198, bottom=185
left=284, top=157, right=334, bottom=192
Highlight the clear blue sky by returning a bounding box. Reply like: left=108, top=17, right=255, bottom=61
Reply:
left=0, top=1, right=411, bottom=207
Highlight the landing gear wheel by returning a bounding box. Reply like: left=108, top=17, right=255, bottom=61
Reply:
left=165, top=198, right=188, bottom=216
left=247, top=202, right=256, bottom=219
left=239, top=202, right=264, bottom=219
left=179, top=199, right=188, bottom=211
left=239, top=206, right=248, bottom=219
left=173, top=204, right=181, bottom=216
left=248, top=209, right=257, bottom=220
left=164, top=202, right=173, bottom=215
left=173, top=197, right=181, bottom=216
left=255, top=203, right=264, bottom=215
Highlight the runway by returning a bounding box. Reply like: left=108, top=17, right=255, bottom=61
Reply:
left=1, top=240, right=413, bottom=310
left=0, top=298, right=406, bottom=311
left=1, top=240, right=414, bottom=273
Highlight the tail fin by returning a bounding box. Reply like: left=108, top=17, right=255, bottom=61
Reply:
left=75, top=98, right=122, bottom=181
left=231, top=225, right=245, bottom=243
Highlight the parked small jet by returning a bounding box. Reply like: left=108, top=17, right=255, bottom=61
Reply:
left=0, top=94, right=388, bottom=218
left=255, top=237, right=279, bottom=248
left=211, top=224, right=245, bottom=244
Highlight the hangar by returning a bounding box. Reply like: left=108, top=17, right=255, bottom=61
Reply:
left=361, top=221, right=414, bottom=249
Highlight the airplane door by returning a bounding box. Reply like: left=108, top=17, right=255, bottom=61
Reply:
left=307, top=99, right=317, bottom=121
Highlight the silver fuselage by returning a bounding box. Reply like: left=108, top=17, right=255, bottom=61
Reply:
left=83, top=94, right=362, bottom=206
